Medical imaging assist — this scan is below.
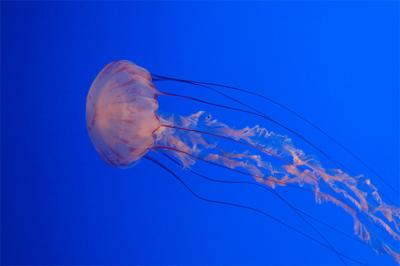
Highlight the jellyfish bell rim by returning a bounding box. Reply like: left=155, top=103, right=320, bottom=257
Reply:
left=86, top=60, right=160, bottom=168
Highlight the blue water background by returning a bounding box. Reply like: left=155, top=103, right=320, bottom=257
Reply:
left=2, top=2, right=399, bottom=265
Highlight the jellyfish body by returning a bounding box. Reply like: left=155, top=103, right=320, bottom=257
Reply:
left=86, top=61, right=160, bottom=167
left=86, top=60, right=400, bottom=264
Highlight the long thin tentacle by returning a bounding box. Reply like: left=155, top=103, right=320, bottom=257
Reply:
left=152, top=145, right=393, bottom=242
left=158, top=90, right=358, bottom=177
left=159, top=151, right=351, bottom=265
left=153, top=74, right=398, bottom=198
left=161, top=151, right=365, bottom=246
left=144, top=155, right=367, bottom=265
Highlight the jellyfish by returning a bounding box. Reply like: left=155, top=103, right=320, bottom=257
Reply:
left=86, top=60, right=400, bottom=265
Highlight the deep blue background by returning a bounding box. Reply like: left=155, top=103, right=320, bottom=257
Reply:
left=2, top=2, right=399, bottom=265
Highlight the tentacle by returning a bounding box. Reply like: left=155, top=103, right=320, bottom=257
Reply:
left=153, top=74, right=398, bottom=199
left=158, top=90, right=363, bottom=186
left=152, top=145, right=400, bottom=263
left=161, top=152, right=365, bottom=246
left=151, top=98, right=400, bottom=262
left=159, top=151, right=353, bottom=265
left=144, top=155, right=367, bottom=266
left=157, top=123, right=399, bottom=241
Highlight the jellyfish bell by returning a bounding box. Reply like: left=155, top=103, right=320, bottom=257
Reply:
left=86, top=60, right=161, bottom=168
